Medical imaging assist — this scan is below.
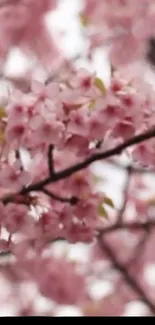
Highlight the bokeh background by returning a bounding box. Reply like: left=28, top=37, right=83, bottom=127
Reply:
left=1, top=0, right=155, bottom=316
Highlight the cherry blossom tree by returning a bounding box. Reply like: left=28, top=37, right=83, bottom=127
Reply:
left=1, top=0, right=155, bottom=316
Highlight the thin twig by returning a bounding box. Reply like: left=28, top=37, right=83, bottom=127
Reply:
left=98, top=235, right=155, bottom=315
left=48, top=145, right=54, bottom=176
left=15, top=150, right=23, bottom=171
left=20, top=126, right=155, bottom=195
left=117, top=167, right=132, bottom=224
left=98, top=221, right=154, bottom=235
left=126, top=229, right=151, bottom=269
left=42, top=188, right=79, bottom=205
left=113, top=228, right=151, bottom=300
left=106, top=158, right=155, bottom=174
left=0, top=221, right=154, bottom=258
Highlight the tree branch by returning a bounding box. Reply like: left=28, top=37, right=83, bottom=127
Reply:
left=48, top=144, right=54, bottom=176
left=15, top=150, right=24, bottom=172
left=117, top=166, right=132, bottom=224
left=20, top=127, right=155, bottom=195
left=42, top=188, right=79, bottom=205
left=98, top=235, right=155, bottom=315
left=98, top=220, right=154, bottom=235
left=126, top=229, right=150, bottom=269
left=106, top=158, right=155, bottom=174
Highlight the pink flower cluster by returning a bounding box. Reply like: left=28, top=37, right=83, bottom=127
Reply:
left=0, top=0, right=58, bottom=64
left=82, top=0, right=155, bottom=66
left=0, top=0, right=155, bottom=317
left=0, top=67, right=154, bottom=245
left=5, top=68, right=155, bottom=165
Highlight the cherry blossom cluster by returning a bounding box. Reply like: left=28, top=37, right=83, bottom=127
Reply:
left=0, top=0, right=58, bottom=65
left=82, top=0, right=155, bottom=66
left=0, top=0, right=155, bottom=317
left=0, top=65, right=154, bottom=314
left=4, top=67, right=155, bottom=166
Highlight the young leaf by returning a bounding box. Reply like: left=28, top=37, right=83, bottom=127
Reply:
left=94, top=77, right=106, bottom=94
left=0, top=129, right=4, bottom=143
left=79, top=14, right=89, bottom=27
left=0, top=107, right=7, bottom=118
left=98, top=204, right=108, bottom=218
left=104, top=196, right=115, bottom=208
left=89, top=99, right=96, bottom=110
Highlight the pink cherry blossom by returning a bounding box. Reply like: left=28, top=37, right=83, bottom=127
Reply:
left=2, top=203, right=28, bottom=233
left=0, top=164, right=30, bottom=191
left=31, top=80, right=59, bottom=102
left=36, top=257, right=86, bottom=305
left=67, top=108, right=89, bottom=137
left=0, top=0, right=59, bottom=65
left=66, top=222, right=95, bottom=243
left=82, top=0, right=155, bottom=66
left=0, top=0, right=155, bottom=317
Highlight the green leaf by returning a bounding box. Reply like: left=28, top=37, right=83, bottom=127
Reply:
left=0, top=129, right=5, bottom=143
left=79, top=14, right=89, bottom=27
left=104, top=196, right=115, bottom=208
left=93, top=175, right=102, bottom=183
left=0, top=107, right=6, bottom=118
left=98, top=204, right=108, bottom=218
left=89, top=99, right=96, bottom=110
left=94, top=77, right=106, bottom=94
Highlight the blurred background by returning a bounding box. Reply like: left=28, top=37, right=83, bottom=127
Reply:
left=1, top=0, right=155, bottom=316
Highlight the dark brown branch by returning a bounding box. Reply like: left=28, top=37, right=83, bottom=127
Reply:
left=20, top=127, right=155, bottom=195
left=117, top=167, right=132, bottom=224
left=126, top=229, right=150, bottom=269
left=48, top=145, right=54, bottom=176
left=0, top=250, right=12, bottom=257
left=147, top=38, right=155, bottom=67
left=42, top=188, right=79, bottom=205
left=0, top=221, right=154, bottom=258
left=98, top=221, right=154, bottom=235
left=107, top=158, right=155, bottom=174
left=98, top=235, right=155, bottom=315
left=114, top=229, right=151, bottom=296
left=15, top=150, right=24, bottom=172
